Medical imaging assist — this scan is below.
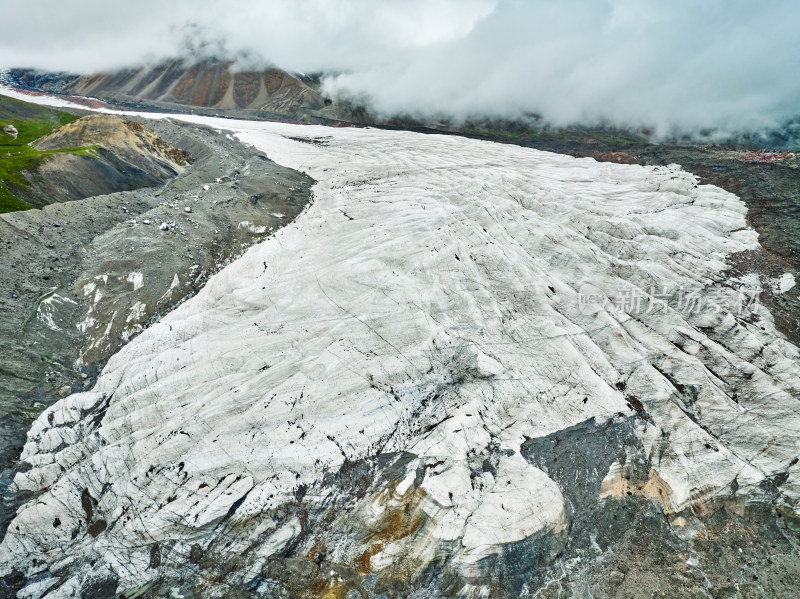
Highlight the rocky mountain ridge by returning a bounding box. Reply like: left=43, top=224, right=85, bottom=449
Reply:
left=0, top=95, right=193, bottom=212
left=5, top=60, right=369, bottom=124
left=24, top=114, right=191, bottom=207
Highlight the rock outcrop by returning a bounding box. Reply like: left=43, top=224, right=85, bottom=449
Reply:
left=2, top=124, right=18, bottom=139
left=2, top=120, right=798, bottom=597
left=7, top=60, right=366, bottom=123
left=12, top=114, right=191, bottom=208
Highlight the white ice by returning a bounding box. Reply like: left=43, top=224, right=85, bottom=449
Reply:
left=2, top=91, right=800, bottom=596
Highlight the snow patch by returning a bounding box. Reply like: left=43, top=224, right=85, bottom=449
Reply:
left=125, top=272, right=144, bottom=291
left=771, top=272, right=796, bottom=294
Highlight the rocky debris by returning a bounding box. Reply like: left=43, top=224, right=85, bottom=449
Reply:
left=682, top=146, right=800, bottom=167
left=1, top=124, right=17, bottom=139
left=733, top=149, right=797, bottom=164
left=34, top=115, right=192, bottom=168
left=5, top=114, right=195, bottom=209
left=33, top=113, right=192, bottom=174
left=589, top=150, right=639, bottom=164
left=0, top=116, right=312, bottom=547
left=2, top=121, right=799, bottom=598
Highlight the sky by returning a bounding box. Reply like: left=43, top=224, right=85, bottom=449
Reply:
left=3, top=0, right=800, bottom=137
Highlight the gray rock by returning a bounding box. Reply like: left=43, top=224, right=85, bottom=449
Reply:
left=1, top=125, right=18, bottom=139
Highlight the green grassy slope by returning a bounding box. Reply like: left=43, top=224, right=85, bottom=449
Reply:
left=0, top=95, right=87, bottom=213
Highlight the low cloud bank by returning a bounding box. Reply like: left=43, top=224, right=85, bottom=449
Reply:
left=4, top=1, right=799, bottom=140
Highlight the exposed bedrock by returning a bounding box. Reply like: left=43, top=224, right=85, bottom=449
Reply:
left=6, top=61, right=370, bottom=124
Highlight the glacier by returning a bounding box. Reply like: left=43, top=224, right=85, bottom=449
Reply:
left=2, top=117, right=799, bottom=597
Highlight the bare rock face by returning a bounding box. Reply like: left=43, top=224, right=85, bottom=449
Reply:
left=33, top=114, right=192, bottom=188
left=8, top=114, right=193, bottom=209
left=7, top=60, right=349, bottom=121
left=1, top=124, right=18, bottom=139
left=33, top=114, right=191, bottom=165
left=1, top=120, right=799, bottom=597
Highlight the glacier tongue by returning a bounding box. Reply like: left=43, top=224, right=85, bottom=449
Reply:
left=3, top=122, right=800, bottom=596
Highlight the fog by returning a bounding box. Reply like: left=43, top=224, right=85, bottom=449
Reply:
left=3, top=0, right=799, bottom=137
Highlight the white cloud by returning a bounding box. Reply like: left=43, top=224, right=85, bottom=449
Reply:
left=0, top=0, right=495, bottom=72
left=3, top=0, right=799, bottom=137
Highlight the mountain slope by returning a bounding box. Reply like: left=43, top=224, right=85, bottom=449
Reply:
left=7, top=60, right=353, bottom=121
left=2, top=120, right=798, bottom=598
left=0, top=94, right=193, bottom=212
left=21, top=114, right=192, bottom=206
left=0, top=95, right=80, bottom=211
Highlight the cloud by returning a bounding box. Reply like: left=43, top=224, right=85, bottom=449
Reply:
left=323, top=0, right=800, bottom=138
left=3, top=0, right=800, bottom=138
left=0, top=0, right=495, bottom=72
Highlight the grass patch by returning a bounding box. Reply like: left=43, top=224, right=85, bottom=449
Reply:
left=0, top=94, right=92, bottom=214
